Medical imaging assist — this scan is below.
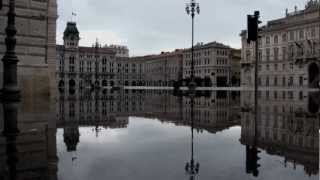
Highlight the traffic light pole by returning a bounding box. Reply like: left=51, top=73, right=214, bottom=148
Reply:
left=254, top=38, right=258, bottom=145
left=246, top=11, right=261, bottom=177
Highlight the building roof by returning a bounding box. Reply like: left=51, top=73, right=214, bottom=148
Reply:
left=79, top=47, right=116, bottom=55
left=63, top=22, right=80, bottom=40
left=183, top=41, right=231, bottom=52
left=240, top=0, right=320, bottom=36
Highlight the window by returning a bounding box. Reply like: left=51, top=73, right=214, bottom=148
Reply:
left=282, top=47, right=287, bottom=60
left=266, top=76, right=270, bottom=86
left=289, top=76, right=293, bottom=86
left=290, top=31, right=294, bottom=41
left=258, top=50, right=262, bottom=61
left=266, top=36, right=270, bottom=45
left=266, top=48, right=270, bottom=61
left=311, top=27, right=316, bottom=37
left=299, top=76, right=303, bottom=86
left=274, top=48, right=279, bottom=60
left=282, top=77, right=286, bottom=86
left=299, top=29, right=304, bottom=39
left=299, top=91, right=303, bottom=100
left=274, top=76, right=278, bottom=86
left=246, top=50, right=251, bottom=61
left=274, top=35, right=278, bottom=44
left=282, top=33, right=287, bottom=42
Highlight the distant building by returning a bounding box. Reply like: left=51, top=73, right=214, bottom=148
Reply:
left=57, top=22, right=139, bottom=92
left=240, top=0, right=320, bottom=89
left=104, top=44, right=129, bottom=58
left=183, top=42, right=233, bottom=87
left=231, top=49, right=242, bottom=86
left=57, top=22, right=240, bottom=89
left=142, top=50, right=183, bottom=86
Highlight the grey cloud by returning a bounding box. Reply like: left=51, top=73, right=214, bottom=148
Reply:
left=57, top=0, right=307, bottom=56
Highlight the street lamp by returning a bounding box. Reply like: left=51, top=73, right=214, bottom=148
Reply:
left=1, top=0, right=20, bottom=101
left=184, top=96, right=200, bottom=180
left=186, top=0, right=200, bottom=89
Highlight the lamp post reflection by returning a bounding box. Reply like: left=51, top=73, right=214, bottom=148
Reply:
left=185, top=92, right=200, bottom=180
left=2, top=100, right=20, bottom=180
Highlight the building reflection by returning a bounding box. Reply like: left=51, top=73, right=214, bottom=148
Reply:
left=240, top=90, right=319, bottom=176
left=0, top=97, right=58, bottom=180
left=0, top=88, right=318, bottom=179
left=56, top=89, right=241, bottom=153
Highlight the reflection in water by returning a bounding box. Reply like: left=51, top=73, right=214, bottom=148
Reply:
left=240, top=90, right=319, bottom=177
left=0, top=89, right=319, bottom=179
left=0, top=97, right=58, bottom=180
left=184, top=92, right=200, bottom=180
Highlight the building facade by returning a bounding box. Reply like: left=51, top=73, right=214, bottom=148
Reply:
left=240, top=0, right=320, bottom=89
left=142, top=50, right=183, bottom=86
left=0, top=0, right=57, bottom=98
left=57, top=22, right=240, bottom=90
left=183, top=42, right=233, bottom=87
left=56, top=22, right=145, bottom=92
left=231, top=49, right=241, bottom=86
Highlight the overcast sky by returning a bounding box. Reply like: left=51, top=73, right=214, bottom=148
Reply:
left=56, top=0, right=306, bottom=56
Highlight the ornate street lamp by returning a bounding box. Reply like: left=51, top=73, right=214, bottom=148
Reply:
left=184, top=96, right=200, bottom=180
left=1, top=0, right=20, bottom=101
left=186, top=0, right=200, bottom=89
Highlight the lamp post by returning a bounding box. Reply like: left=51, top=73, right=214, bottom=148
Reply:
left=186, top=0, right=200, bottom=89
left=1, top=0, right=20, bottom=101
left=185, top=95, right=200, bottom=180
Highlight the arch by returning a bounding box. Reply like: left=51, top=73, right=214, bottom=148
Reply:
left=308, top=92, right=319, bottom=114
left=69, top=79, right=76, bottom=87
left=95, top=80, right=100, bottom=87
left=308, top=63, right=320, bottom=88
left=102, top=80, right=108, bottom=87
left=79, top=80, right=83, bottom=89
left=69, top=88, right=76, bottom=95
left=59, top=80, right=65, bottom=88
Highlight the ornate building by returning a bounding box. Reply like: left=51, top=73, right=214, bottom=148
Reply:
left=56, top=22, right=145, bottom=92
left=240, top=0, right=320, bottom=89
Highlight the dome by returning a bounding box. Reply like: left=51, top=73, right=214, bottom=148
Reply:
left=63, top=22, right=80, bottom=41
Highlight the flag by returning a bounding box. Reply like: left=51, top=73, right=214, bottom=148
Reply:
left=72, top=12, right=77, bottom=16
left=307, top=39, right=312, bottom=47
left=294, top=42, right=302, bottom=49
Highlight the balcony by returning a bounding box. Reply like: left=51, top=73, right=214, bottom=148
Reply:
left=294, top=51, right=320, bottom=65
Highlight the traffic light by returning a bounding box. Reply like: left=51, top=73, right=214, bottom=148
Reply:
left=252, top=147, right=261, bottom=177
left=246, top=146, right=261, bottom=177
left=247, top=11, right=261, bottom=44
